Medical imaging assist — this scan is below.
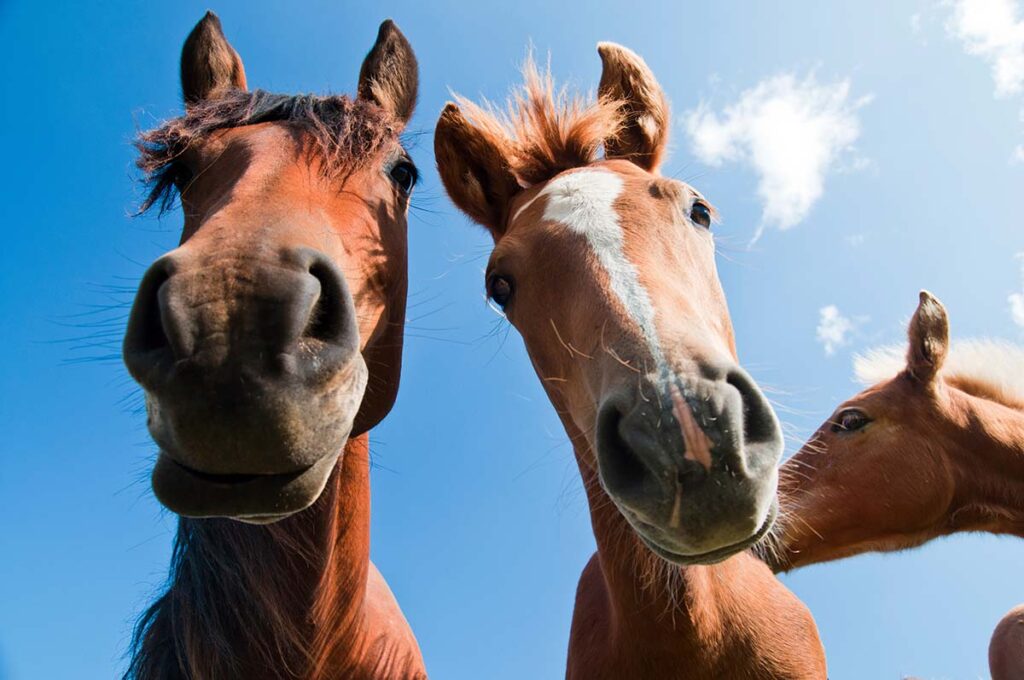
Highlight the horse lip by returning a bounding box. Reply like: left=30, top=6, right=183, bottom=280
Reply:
left=632, top=502, right=779, bottom=566
left=151, top=451, right=340, bottom=521
left=166, top=456, right=310, bottom=486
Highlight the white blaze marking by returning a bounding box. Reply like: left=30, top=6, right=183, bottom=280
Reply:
left=532, top=169, right=664, bottom=365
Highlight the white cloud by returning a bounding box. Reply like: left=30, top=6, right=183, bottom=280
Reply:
left=816, top=305, right=857, bottom=356
left=683, top=73, right=870, bottom=239
left=1009, top=253, right=1024, bottom=328
left=946, top=0, right=1024, bottom=98
left=1013, top=143, right=1024, bottom=162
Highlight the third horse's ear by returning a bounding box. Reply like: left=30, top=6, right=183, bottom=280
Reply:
left=358, top=20, right=418, bottom=126
left=906, top=290, right=949, bottom=383
left=180, top=12, right=247, bottom=106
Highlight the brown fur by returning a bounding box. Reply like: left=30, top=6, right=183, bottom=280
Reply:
left=990, top=604, right=1024, bottom=680
left=358, top=20, right=418, bottom=125
left=449, top=54, right=624, bottom=188
left=180, top=12, right=247, bottom=105
left=766, top=292, right=1024, bottom=572
left=136, top=89, right=396, bottom=215
left=126, top=436, right=425, bottom=680
left=436, top=44, right=826, bottom=679
left=597, top=42, right=670, bottom=171
left=124, top=15, right=424, bottom=679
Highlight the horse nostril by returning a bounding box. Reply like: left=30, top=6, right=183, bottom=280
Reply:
left=725, top=367, right=779, bottom=446
left=303, top=257, right=348, bottom=345
left=124, top=259, right=173, bottom=358
left=596, top=400, right=653, bottom=496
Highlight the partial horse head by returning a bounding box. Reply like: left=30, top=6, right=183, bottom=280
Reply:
left=124, top=14, right=418, bottom=522
left=990, top=604, right=1024, bottom=680
left=435, top=46, right=783, bottom=565
left=771, top=291, right=1024, bottom=570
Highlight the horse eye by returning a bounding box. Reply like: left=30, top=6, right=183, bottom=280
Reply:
left=690, top=201, right=712, bottom=229
left=487, top=275, right=514, bottom=310
left=831, top=408, right=871, bottom=434
left=388, top=160, right=418, bottom=194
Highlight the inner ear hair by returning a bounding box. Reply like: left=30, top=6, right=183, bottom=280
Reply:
left=597, top=42, right=670, bottom=172
left=434, top=103, right=520, bottom=239
left=906, top=290, right=950, bottom=383
left=358, top=20, right=419, bottom=126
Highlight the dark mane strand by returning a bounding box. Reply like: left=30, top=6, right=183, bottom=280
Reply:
left=135, top=89, right=397, bottom=215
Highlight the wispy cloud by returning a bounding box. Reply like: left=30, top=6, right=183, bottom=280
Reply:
left=946, top=0, right=1024, bottom=98
left=816, top=305, right=858, bottom=356
left=945, top=0, right=1024, bottom=158
left=682, top=73, right=871, bottom=241
left=1009, top=253, right=1024, bottom=328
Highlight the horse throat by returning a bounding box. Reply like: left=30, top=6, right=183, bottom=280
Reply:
left=125, top=434, right=424, bottom=679
left=948, top=394, right=1024, bottom=537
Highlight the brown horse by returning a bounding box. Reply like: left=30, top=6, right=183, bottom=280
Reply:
left=764, top=291, right=1024, bottom=573
left=990, top=604, right=1024, bottom=680
left=434, top=46, right=826, bottom=679
left=122, top=14, right=425, bottom=679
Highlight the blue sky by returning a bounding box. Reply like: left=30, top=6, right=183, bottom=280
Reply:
left=1, top=1, right=1022, bottom=678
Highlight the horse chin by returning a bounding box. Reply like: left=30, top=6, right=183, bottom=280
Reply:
left=629, top=502, right=779, bottom=566
left=151, top=445, right=342, bottom=522
left=142, top=355, right=367, bottom=521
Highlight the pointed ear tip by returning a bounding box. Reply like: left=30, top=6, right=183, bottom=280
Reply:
left=442, top=101, right=468, bottom=118
left=597, top=42, right=626, bottom=60
left=376, top=18, right=408, bottom=42
left=916, top=290, right=947, bottom=316
left=198, top=10, right=222, bottom=28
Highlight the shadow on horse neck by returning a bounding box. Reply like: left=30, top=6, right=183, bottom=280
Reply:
left=433, top=45, right=826, bottom=679
left=122, top=14, right=424, bottom=679
left=767, top=292, right=1024, bottom=573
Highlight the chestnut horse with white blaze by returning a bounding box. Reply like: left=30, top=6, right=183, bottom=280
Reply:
left=122, top=14, right=425, bottom=679
left=434, top=46, right=826, bottom=679
left=763, top=291, right=1024, bottom=573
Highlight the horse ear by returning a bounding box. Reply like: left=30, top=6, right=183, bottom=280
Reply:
left=180, top=12, right=247, bottom=107
left=906, top=290, right=949, bottom=383
left=358, top=20, right=418, bottom=127
left=434, top=102, right=521, bottom=240
left=597, top=42, right=670, bottom=172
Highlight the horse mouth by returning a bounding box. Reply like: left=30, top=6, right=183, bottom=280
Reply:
left=151, top=450, right=339, bottom=520
left=167, top=458, right=266, bottom=485
left=168, top=458, right=302, bottom=486
left=632, top=503, right=779, bottom=566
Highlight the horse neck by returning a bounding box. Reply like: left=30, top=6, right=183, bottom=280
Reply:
left=570, top=428, right=728, bottom=644
left=127, top=434, right=422, bottom=679
left=946, top=389, right=1024, bottom=535
left=571, top=452, right=829, bottom=678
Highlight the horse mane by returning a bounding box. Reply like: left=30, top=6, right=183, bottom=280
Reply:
left=135, top=89, right=398, bottom=215
left=452, top=55, right=625, bottom=187
left=854, top=339, right=1024, bottom=409
left=123, top=465, right=366, bottom=680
